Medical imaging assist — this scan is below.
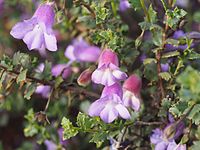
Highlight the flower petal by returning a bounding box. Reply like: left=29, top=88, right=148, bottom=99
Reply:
left=150, top=129, right=163, bottom=144
left=100, top=106, right=118, bottom=123
left=155, top=141, right=168, bottom=150
left=23, top=24, right=44, bottom=50
left=88, top=98, right=108, bottom=117
left=10, top=18, right=37, bottom=39
left=74, top=46, right=101, bottom=62
left=65, top=45, right=76, bottom=61
left=115, top=104, right=130, bottom=119
left=44, top=32, right=57, bottom=51
left=112, top=69, right=127, bottom=80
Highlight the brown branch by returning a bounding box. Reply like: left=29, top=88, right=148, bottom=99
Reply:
left=134, top=121, right=163, bottom=126
left=0, top=64, right=100, bottom=99
left=74, top=0, right=96, bottom=18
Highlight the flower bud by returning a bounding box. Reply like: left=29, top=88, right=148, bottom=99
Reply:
left=122, top=75, right=142, bottom=111
left=77, top=67, right=95, bottom=87
left=119, top=0, right=131, bottom=12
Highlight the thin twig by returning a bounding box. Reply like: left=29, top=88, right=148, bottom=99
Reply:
left=0, top=64, right=100, bottom=98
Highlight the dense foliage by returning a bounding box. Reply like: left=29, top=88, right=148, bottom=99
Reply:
left=0, top=0, right=200, bottom=149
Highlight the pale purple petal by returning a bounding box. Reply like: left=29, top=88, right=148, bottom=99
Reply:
left=44, top=32, right=57, bottom=51
left=119, top=0, right=131, bottom=12
left=92, top=64, right=126, bottom=86
left=101, top=83, right=123, bottom=98
left=155, top=141, right=168, bottom=150
left=74, top=46, right=101, bottom=62
left=58, top=128, right=68, bottom=146
left=65, top=45, right=76, bottom=61
left=177, top=144, right=186, bottom=150
left=23, top=24, right=44, bottom=50
left=101, top=68, right=117, bottom=86
left=10, top=18, right=37, bottom=39
left=51, top=64, right=68, bottom=77
left=167, top=141, right=178, bottom=150
left=33, top=3, right=55, bottom=28
left=112, top=69, right=127, bottom=80
left=91, top=68, right=104, bottom=84
left=123, top=90, right=140, bottom=111
left=88, top=97, right=108, bottom=117
left=44, top=140, right=57, bottom=150
left=150, top=129, right=163, bottom=144
left=35, top=85, right=51, bottom=98
left=115, top=104, right=130, bottom=119
left=100, top=106, right=118, bottom=123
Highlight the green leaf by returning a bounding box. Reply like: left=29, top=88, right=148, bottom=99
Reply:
left=55, top=76, right=64, bottom=89
left=165, top=7, right=187, bottom=29
left=162, top=51, right=180, bottom=58
left=158, top=98, right=172, bottom=117
left=24, top=83, right=37, bottom=100
left=42, top=61, right=52, bottom=80
left=188, top=51, right=200, bottom=60
left=89, top=131, right=108, bottom=148
left=169, top=101, right=188, bottom=118
left=76, top=112, right=97, bottom=131
left=61, top=117, right=78, bottom=140
left=177, top=67, right=200, bottom=94
left=130, top=0, right=142, bottom=11
left=193, top=11, right=200, bottom=23
left=13, top=52, right=31, bottom=68
left=148, top=5, right=157, bottom=23
left=166, top=38, right=179, bottom=47
left=16, top=69, right=27, bottom=84
left=191, top=141, right=200, bottom=150
left=159, top=72, right=171, bottom=81
left=188, top=104, right=200, bottom=125
left=95, top=5, right=109, bottom=24
left=143, top=58, right=157, bottom=65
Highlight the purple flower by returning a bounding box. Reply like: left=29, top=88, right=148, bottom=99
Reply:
left=119, top=0, right=131, bottom=12
left=91, top=49, right=127, bottom=86
left=88, top=83, right=130, bottom=123
left=44, top=128, right=68, bottom=150
left=58, top=128, right=68, bottom=146
left=51, top=64, right=71, bottom=79
left=35, top=85, right=51, bottom=98
left=44, top=140, right=57, bottom=150
left=161, top=63, right=169, bottom=72
left=165, top=30, right=193, bottom=51
left=150, top=115, right=185, bottom=150
left=10, top=2, right=57, bottom=51
left=122, top=75, right=142, bottom=111
left=65, top=38, right=101, bottom=62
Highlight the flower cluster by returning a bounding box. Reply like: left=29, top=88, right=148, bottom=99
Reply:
left=89, top=49, right=142, bottom=123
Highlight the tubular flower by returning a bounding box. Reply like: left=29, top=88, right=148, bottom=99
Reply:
left=88, top=83, right=130, bottom=123
left=150, top=115, right=185, bottom=150
left=10, top=2, right=57, bottom=51
left=122, top=75, right=142, bottom=111
left=91, top=49, right=127, bottom=86
left=65, top=38, right=101, bottom=62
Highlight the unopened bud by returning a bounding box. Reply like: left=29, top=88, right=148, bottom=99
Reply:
left=77, top=66, right=95, bottom=87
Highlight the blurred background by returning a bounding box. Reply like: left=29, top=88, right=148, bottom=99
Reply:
left=0, top=0, right=200, bottom=149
